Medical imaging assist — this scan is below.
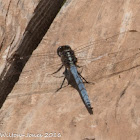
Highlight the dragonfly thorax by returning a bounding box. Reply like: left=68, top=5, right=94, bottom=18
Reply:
left=57, top=45, right=77, bottom=68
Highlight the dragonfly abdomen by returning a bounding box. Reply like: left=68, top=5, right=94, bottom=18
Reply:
left=57, top=45, right=93, bottom=111
left=70, top=65, right=92, bottom=109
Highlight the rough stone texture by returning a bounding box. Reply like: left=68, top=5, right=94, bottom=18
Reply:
left=0, top=0, right=39, bottom=69
left=0, top=0, right=64, bottom=108
left=0, top=0, right=140, bottom=140
left=0, top=0, right=40, bottom=106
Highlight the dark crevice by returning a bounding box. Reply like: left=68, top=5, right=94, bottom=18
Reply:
left=95, top=63, right=140, bottom=83
left=115, top=82, right=130, bottom=119
left=83, top=138, right=95, bottom=140
left=0, top=37, right=5, bottom=52
left=17, top=0, right=20, bottom=6
left=129, top=29, right=138, bottom=32
left=120, top=85, right=128, bottom=98
left=107, top=64, right=140, bottom=78
left=0, top=0, right=65, bottom=108
left=6, top=34, right=16, bottom=61
left=0, top=0, right=12, bottom=52
left=5, top=0, right=12, bottom=24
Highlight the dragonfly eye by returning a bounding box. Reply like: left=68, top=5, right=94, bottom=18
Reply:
left=65, top=45, right=71, bottom=50
left=57, top=46, right=62, bottom=56
left=57, top=45, right=71, bottom=56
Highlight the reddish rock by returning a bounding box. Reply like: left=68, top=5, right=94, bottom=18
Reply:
left=0, top=0, right=140, bottom=140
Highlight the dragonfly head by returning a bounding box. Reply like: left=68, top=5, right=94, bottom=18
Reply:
left=57, top=45, right=71, bottom=56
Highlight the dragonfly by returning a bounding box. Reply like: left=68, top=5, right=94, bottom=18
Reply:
left=54, top=45, right=93, bottom=113
left=6, top=29, right=139, bottom=103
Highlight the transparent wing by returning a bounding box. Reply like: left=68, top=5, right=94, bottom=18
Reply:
left=5, top=30, right=130, bottom=75
left=7, top=30, right=140, bottom=98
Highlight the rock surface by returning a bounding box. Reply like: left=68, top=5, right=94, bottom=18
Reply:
left=0, top=0, right=140, bottom=140
left=0, top=0, right=64, bottom=107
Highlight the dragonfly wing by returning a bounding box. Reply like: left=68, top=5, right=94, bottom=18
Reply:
left=6, top=30, right=137, bottom=99
left=4, top=30, right=130, bottom=79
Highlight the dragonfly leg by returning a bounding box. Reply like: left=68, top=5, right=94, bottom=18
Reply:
left=78, top=72, right=89, bottom=83
left=49, top=65, right=63, bottom=75
left=79, top=67, right=83, bottom=74
left=76, top=64, right=84, bottom=75
left=55, top=77, right=66, bottom=92
left=78, top=72, right=95, bottom=85
left=76, top=64, right=82, bottom=68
